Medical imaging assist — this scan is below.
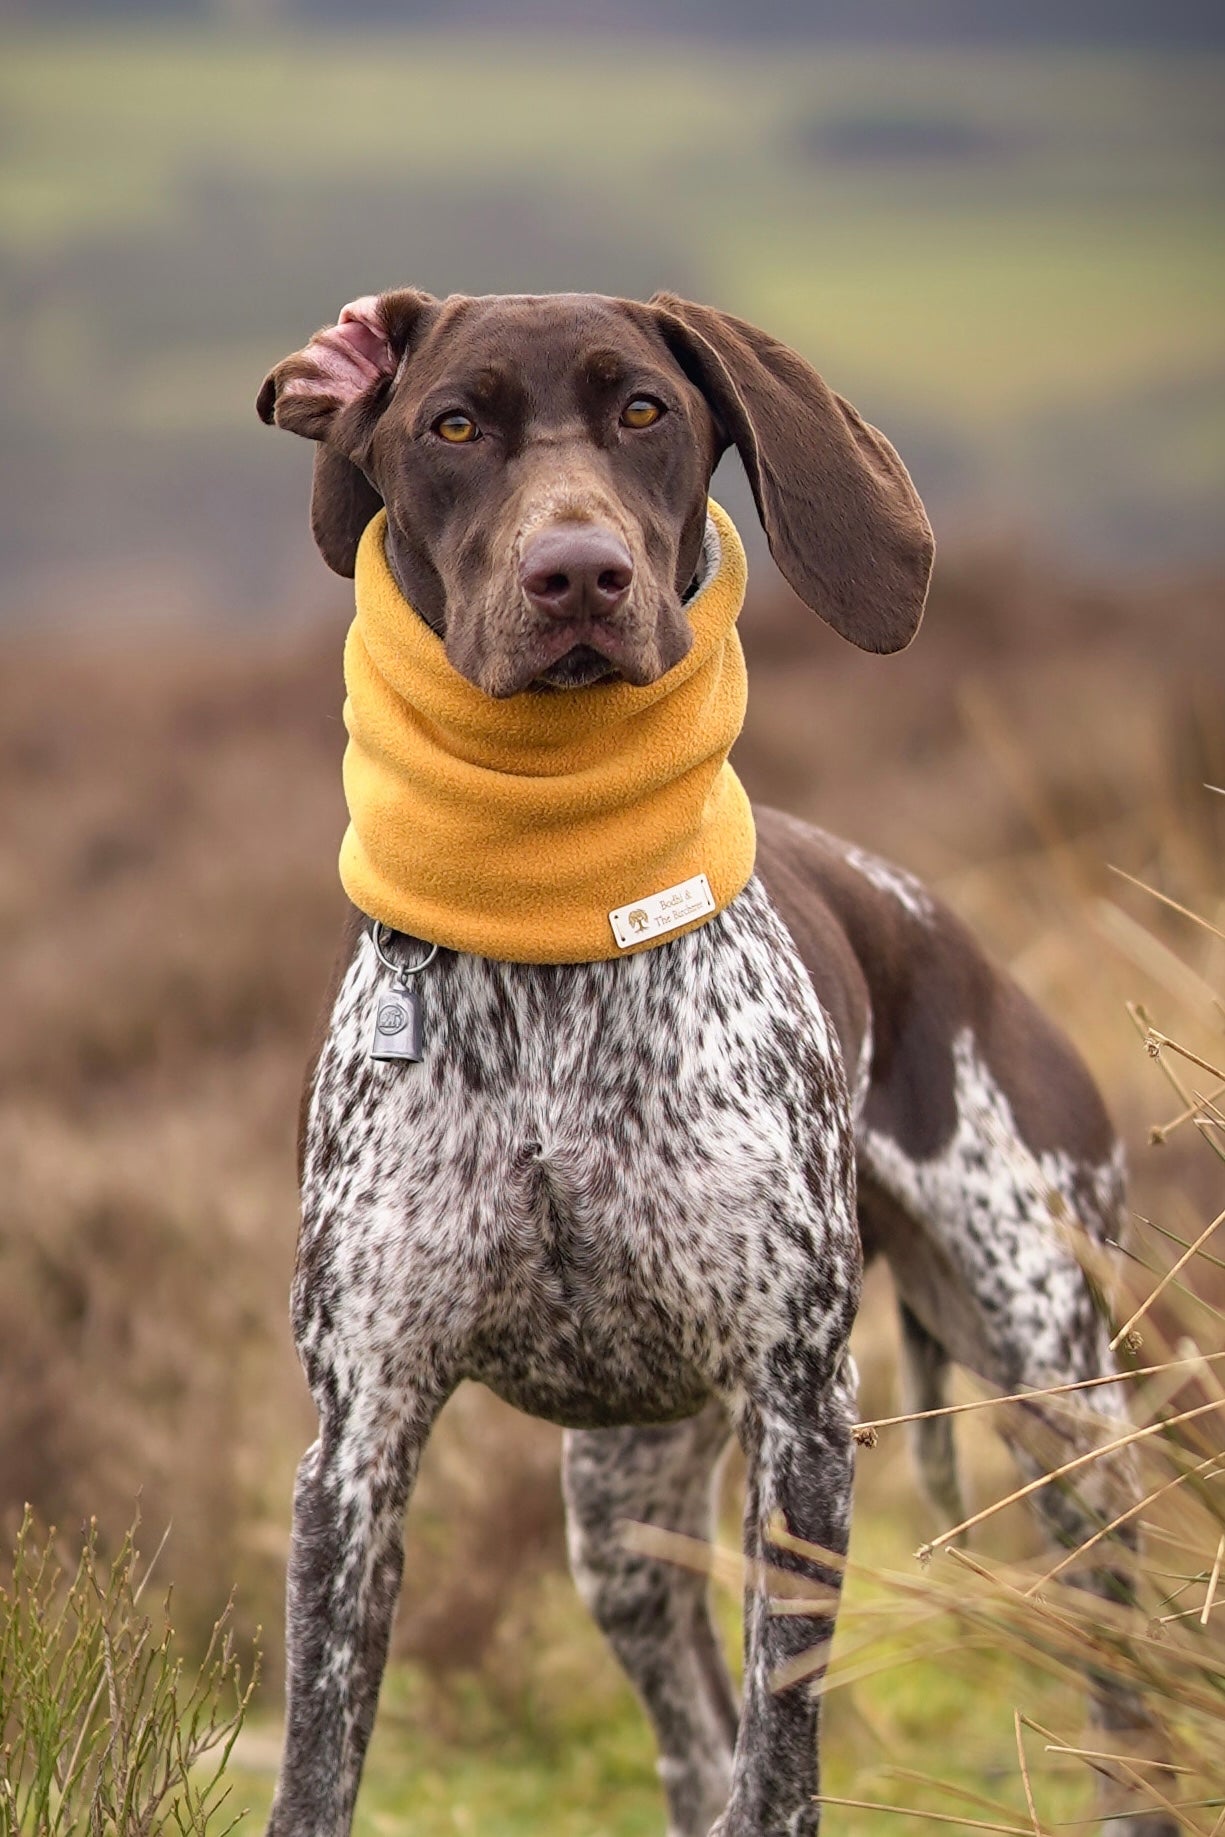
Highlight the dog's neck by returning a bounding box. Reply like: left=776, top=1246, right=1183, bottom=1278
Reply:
left=340, top=501, right=757, bottom=964
left=383, top=521, right=446, bottom=637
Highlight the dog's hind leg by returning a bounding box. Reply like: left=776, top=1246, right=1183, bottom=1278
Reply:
left=897, top=1298, right=966, bottom=1529
left=563, top=1403, right=738, bottom=1837
left=863, top=1105, right=1178, bottom=1837
left=895, top=1268, right=1176, bottom=1835
left=989, top=1322, right=1178, bottom=1837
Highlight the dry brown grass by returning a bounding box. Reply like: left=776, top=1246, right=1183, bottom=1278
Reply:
left=1, top=550, right=1223, bottom=1684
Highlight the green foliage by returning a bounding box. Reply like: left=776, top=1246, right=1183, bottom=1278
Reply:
left=0, top=1511, right=258, bottom=1837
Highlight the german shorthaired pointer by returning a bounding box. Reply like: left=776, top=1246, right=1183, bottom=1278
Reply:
left=256, top=291, right=1171, bottom=1837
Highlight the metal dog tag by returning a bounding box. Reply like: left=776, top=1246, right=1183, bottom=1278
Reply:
left=370, top=984, right=423, bottom=1062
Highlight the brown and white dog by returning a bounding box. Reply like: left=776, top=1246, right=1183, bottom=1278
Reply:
left=256, top=291, right=1171, bottom=1837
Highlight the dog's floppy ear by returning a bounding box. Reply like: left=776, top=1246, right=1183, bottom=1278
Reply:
left=308, top=448, right=385, bottom=580
left=650, top=293, right=933, bottom=653
left=257, top=288, right=437, bottom=578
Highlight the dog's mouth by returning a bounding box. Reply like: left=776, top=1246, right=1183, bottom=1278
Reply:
left=507, top=616, right=666, bottom=695
left=535, top=644, right=620, bottom=690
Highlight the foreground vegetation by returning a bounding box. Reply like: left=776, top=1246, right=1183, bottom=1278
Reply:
left=1, top=1512, right=256, bottom=1836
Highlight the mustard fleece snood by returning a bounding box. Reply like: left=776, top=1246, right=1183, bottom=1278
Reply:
left=339, top=500, right=756, bottom=962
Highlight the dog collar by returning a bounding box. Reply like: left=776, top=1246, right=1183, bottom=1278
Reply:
left=339, top=499, right=756, bottom=963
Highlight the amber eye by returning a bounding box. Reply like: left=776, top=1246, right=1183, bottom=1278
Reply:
left=434, top=412, right=480, bottom=443
left=620, top=397, right=663, bottom=429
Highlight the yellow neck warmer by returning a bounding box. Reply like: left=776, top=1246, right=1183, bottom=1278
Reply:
left=339, top=500, right=756, bottom=963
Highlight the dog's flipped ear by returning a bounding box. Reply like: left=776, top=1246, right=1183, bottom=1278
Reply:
left=256, top=288, right=437, bottom=578
left=650, top=293, right=933, bottom=653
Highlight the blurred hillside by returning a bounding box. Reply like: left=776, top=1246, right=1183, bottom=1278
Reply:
left=1, top=25, right=1223, bottom=625
left=16, top=0, right=1225, bottom=45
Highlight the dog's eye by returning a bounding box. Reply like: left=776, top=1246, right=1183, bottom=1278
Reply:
left=620, top=398, right=664, bottom=429
left=434, top=413, right=480, bottom=444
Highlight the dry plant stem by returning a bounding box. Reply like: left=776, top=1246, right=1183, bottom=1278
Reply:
left=696, top=1520, right=980, bottom=1690
left=1108, top=865, right=1225, bottom=945
left=1145, top=1031, right=1225, bottom=1089
left=1024, top=1453, right=1223, bottom=1595
left=769, top=1597, right=840, bottom=1618
left=1141, top=1518, right=1225, bottom=1566
left=1136, top=1341, right=1223, bottom=1426
left=1151, top=1081, right=1225, bottom=1144
left=918, top=1395, right=1225, bottom=1560
left=1014, top=1707, right=1045, bottom=1837
left=1097, top=901, right=1225, bottom=1016
left=1110, top=1758, right=1213, bottom=1837
left=854, top=1349, right=1225, bottom=1434
left=1020, top=1713, right=1141, bottom=1799
left=880, top=1766, right=1039, bottom=1824
left=1157, top=1603, right=1222, bottom=1627
left=780, top=1534, right=1085, bottom=1691
left=1129, top=1003, right=1225, bottom=1171
left=1109, top=1209, right=1225, bottom=1347
left=623, top=1519, right=881, bottom=1683
left=1145, top=1217, right=1225, bottom=1277
left=789, top=1631, right=976, bottom=1699
left=1043, top=1745, right=1192, bottom=1775
left=812, top=1796, right=1049, bottom=1835
left=946, top=1546, right=1095, bottom=1647
left=620, top=1522, right=748, bottom=1595
left=1028, top=1712, right=1190, bottom=1814
left=1201, top=1534, right=1224, bottom=1626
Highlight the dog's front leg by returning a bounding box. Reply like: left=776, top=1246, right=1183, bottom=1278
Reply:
left=266, top=1373, right=448, bottom=1837
left=713, top=1365, right=857, bottom=1837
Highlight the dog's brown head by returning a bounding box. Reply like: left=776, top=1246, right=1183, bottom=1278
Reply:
left=257, top=289, right=933, bottom=698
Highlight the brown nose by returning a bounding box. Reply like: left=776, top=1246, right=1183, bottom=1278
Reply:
left=519, top=524, right=634, bottom=621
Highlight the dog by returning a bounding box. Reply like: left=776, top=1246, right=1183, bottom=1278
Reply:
left=256, top=291, right=1172, bottom=1837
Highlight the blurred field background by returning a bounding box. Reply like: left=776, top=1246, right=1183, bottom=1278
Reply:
left=2, top=3, right=1224, bottom=1832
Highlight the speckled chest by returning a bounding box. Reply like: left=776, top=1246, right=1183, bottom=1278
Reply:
left=296, top=877, right=861, bottom=1429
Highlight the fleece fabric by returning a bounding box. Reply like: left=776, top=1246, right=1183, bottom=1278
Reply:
left=339, top=499, right=756, bottom=962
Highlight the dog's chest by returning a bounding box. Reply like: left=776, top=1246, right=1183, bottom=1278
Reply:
left=299, top=879, right=859, bottom=1427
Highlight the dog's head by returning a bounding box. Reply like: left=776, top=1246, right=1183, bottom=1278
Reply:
left=257, top=290, right=933, bottom=698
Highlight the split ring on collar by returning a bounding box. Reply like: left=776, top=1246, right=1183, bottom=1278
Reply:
left=370, top=921, right=438, bottom=983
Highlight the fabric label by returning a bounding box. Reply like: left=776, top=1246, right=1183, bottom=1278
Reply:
left=609, top=874, right=716, bottom=950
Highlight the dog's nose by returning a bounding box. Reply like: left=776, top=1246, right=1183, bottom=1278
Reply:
left=519, top=525, right=634, bottom=621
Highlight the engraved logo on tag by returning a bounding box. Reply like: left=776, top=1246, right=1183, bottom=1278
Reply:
left=609, top=874, right=716, bottom=950
left=369, top=986, right=424, bottom=1062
